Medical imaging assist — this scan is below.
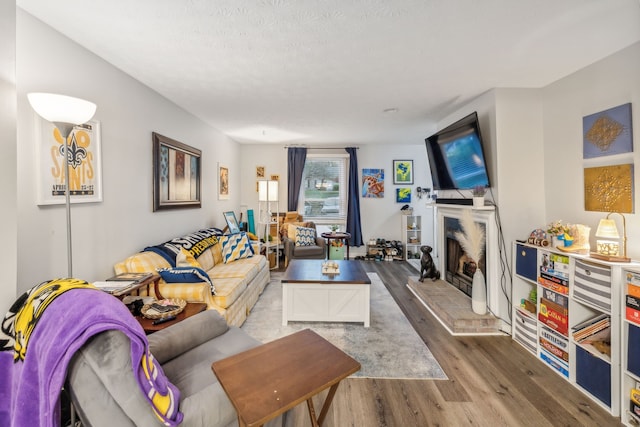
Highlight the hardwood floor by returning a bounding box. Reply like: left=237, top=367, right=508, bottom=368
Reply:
left=283, top=260, right=622, bottom=427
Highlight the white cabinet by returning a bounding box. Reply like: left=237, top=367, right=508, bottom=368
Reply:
left=511, top=242, right=633, bottom=417
left=401, top=214, right=422, bottom=270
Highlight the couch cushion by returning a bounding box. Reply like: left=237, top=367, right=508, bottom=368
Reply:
left=207, top=256, right=265, bottom=281
left=157, top=267, right=214, bottom=294
left=295, top=226, right=316, bottom=246
left=210, top=277, right=248, bottom=309
left=148, top=310, right=229, bottom=365
left=121, top=251, right=171, bottom=274
left=195, top=249, right=214, bottom=272
left=220, top=233, right=254, bottom=263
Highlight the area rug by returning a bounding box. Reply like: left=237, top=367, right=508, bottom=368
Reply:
left=241, top=272, right=447, bottom=380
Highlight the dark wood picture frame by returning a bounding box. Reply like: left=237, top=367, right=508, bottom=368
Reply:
left=152, top=132, right=201, bottom=211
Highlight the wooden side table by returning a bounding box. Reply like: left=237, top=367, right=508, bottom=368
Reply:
left=136, top=302, right=207, bottom=334
left=320, top=232, right=351, bottom=260
left=109, top=273, right=164, bottom=300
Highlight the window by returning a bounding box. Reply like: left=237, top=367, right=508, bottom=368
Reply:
left=299, top=154, right=348, bottom=224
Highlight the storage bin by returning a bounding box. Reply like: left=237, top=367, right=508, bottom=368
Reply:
left=628, top=323, right=640, bottom=377
left=329, top=246, right=345, bottom=260
left=573, top=259, right=611, bottom=312
left=515, top=244, right=537, bottom=282
left=576, top=345, right=611, bottom=407
left=514, top=309, right=537, bottom=355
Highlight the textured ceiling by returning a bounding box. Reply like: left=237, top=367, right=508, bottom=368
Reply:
left=17, top=0, right=640, bottom=145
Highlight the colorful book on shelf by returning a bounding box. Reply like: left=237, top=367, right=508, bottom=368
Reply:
left=541, top=288, right=568, bottom=308
left=538, top=277, right=569, bottom=295
left=571, top=313, right=609, bottom=331
left=106, top=272, right=153, bottom=282
left=540, top=336, right=569, bottom=362
left=539, top=297, right=568, bottom=335
left=539, top=271, right=568, bottom=286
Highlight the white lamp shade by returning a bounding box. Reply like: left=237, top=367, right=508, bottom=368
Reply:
left=258, top=180, right=279, bottom=202
left=595, top=218, right=620, bottom=239
left=27, top=92, right=96, bottom=125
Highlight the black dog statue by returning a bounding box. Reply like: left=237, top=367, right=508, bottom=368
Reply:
left=418, top=245, right=440, bottom=282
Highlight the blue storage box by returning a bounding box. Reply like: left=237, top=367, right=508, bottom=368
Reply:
left=516, top=244, right=537, bottom=282
left=628, top=323, right=640, bottom=377
left=576, top=346, right=611, bottom=407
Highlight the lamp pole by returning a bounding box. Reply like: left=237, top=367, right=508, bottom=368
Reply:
left=55, top=122, right=75, bottom=277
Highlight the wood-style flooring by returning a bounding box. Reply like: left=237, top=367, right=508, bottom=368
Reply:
left=282, top=260, right=621, bottom=427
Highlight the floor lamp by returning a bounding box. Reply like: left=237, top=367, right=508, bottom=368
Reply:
left=27, top=93, right=97, bottom=277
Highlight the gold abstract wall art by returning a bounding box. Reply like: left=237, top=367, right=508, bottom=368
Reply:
left=584, top=164, right=634, bottom=213
left=583, top=103, right=633, bottom=158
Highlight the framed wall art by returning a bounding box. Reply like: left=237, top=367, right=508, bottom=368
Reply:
left=219, top=163, right=229, bottom=200
left=362, top=168, right=384, bottom=198
left=223, top=211, right=241, bottom=234
left=583, top=103, right=633, bottom=159
left=393, top=160, right=413, bottom=184
left=36, top=119, right=103, bottom=205
left=396, top=187, right=411, bottom=203
left=152, top=132, right=201, bottom=211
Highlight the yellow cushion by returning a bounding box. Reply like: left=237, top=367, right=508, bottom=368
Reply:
left=122, top=251, right=170, bottom=273
left=211, top=243, right=223, bottom=265
left=177, top=247, right=202, bottom=268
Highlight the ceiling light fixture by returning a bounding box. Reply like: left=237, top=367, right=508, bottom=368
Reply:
left=383, top=108, right=399, bottom=114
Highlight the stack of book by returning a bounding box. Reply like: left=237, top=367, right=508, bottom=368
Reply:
left=572, top=314, right=611, bottom=356
left=627, top=272, right=640, bottom=325
left=92, top=272, right=153, bottom=294
left=538, top=252, right=569, bottom=295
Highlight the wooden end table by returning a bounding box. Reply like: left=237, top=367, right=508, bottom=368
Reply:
left=320, top=232, right=351, bottom=259
left=212, top=329, right=360, bottom=427
left=136, top=302, right=207, bottom=334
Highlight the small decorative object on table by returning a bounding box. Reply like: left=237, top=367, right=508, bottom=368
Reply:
left=141, top=298, right=186, bottom=319
left=329, top=224, right=339, bottom=232
left=321, top=261, right=340, bottom=274
left=472, top=186, right=486, bottom=207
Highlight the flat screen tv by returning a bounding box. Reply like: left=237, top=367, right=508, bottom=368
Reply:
left=425, top=111, right=491, bottom=191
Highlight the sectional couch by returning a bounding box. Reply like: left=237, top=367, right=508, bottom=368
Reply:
left=113, top=228, right=269, bottom=327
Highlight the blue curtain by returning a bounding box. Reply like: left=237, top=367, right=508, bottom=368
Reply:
left=345, top=147, right=363, bottom=246
left=287, top=147, right=307, bottom=211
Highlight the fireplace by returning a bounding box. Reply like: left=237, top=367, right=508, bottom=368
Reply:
left=436, top=205, right=501, bottom=326
left=444, top=216, right=486, bottom=297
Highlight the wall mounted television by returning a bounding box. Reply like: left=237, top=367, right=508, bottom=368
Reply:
left=425, top=111, right=491, bottom=191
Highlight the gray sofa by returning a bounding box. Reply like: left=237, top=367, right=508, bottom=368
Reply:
left=66, top=310, right=284, bottom=427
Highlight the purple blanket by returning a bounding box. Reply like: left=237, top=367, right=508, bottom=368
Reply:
left=0, top=278, right=183, bottom=427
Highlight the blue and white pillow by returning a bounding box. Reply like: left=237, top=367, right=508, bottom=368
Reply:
left=219, top=232, right=254, bottom=263
left=157, top=266, right=215, bottom=294
left=295, top=226, right=316, bottom=246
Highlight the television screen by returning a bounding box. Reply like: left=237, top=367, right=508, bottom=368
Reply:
left=425, top=112, right=490, bottom=191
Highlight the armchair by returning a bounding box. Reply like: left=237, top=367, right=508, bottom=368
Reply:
left=281, top=222, right=326, bottom=267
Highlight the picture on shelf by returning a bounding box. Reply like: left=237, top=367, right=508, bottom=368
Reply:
left=223, top=211, right=241, bottom=234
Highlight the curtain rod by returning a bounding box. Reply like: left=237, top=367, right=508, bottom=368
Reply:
left=282, top=146, right=358, bottom=149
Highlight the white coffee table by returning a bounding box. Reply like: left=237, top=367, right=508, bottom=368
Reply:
left=282, top=260, right=371, bottom=327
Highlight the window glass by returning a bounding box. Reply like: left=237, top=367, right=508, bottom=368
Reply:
left=300, top=154, right=348, bottom=224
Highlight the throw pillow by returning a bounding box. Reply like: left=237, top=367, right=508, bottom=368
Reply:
left=219, top=232, right=254, bottom=263
left=295, top=226, right=316, bottom=246
left=176, top=247, right=202, bottom=268
left=156, top=267, right=215, bottom=294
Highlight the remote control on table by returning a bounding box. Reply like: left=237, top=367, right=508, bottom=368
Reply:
left=152, top=315, right=177, bottom=325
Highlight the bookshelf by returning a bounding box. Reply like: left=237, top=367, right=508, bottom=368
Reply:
left=512, top=242, right=637, bottom=417
left=622, top=267, right=640, bottom=426
left=401, top=214, right=422, bottom=270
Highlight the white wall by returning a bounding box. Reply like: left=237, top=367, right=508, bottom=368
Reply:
left=16, top=11, right=241, bottom=291
left=542, top=41, right=640, bottom=260
left=0, top=0, right=17, bottom=313
left=239, top=142, right=434, bottom=254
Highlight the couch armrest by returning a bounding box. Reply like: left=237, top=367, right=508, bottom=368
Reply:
left=148, top=310, right=229, bottom=364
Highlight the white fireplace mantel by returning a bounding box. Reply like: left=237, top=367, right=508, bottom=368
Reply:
left=435, top=204, right=505, bottom=330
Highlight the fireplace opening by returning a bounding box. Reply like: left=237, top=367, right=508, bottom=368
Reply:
left=444, top=217, right=485, bottom=297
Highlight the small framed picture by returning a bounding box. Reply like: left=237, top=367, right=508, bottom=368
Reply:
left=393, top=160, right=413, bottom=185
left=396, top=188, right=411, bottom=203
left=223, top=211, right=241, bottom=234
left=256, top=166, right=265, bottom=178
left=218, top=163, right=229, bottom=200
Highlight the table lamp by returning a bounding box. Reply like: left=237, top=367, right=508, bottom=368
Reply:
left=591, top=212, right=630, bottom=262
